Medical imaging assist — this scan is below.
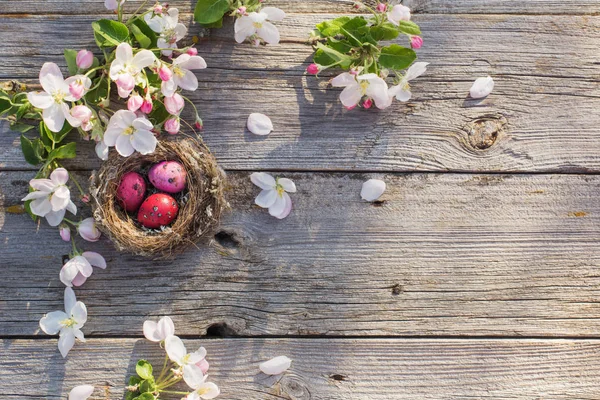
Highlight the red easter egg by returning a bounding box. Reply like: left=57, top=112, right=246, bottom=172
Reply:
left=137, top=193, right=180, bottom=229
left=116, top=172, right=147, bottom=212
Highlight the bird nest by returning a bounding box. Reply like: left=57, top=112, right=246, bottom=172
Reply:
left=89, top=137, right=227, bottom=259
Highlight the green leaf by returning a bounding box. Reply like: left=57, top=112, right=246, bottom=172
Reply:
left=138, top=378, right=156, bottom=394
left=64, top=49, right=79, bottom=75
left=0, top=90, right=11, bottom=115
left=129, top=376, right=142, bottom=386
left=397, top=21, right=421, bottom=36
left=136, top=360, right=153, bottom=380
left=316, top=16, right=351, bottom=37
left=85, top=77, right=109, bottom=106
left=92, top=19, right=130, bottom=47
left=370, top=23, right=399, bottom=41
left=379, top=44, right=417, bottom=70
left=39, top=122, right=53, bottom=151
left=133, top=393, right=155, bottom=400
left=47, top=142, right=76, bottom=162
left=340, top=17, right=367, bottom=47
left=201, top=17, right=223, bottom=28
left=131, top=19, right=157, bottom=49
left=20, top=135, right=44, bottom=165
left=148, top=100, right=169, bottom=125
left=10, top=122, right=35, bottom=133
left=194, top=0, right=229, bottom=25
left=314, top=42, right=353, bottom=69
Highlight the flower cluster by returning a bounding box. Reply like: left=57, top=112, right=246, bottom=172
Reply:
left=194, top=0, right=285, bottom=46
left=307, top=2, right=428, bottom=110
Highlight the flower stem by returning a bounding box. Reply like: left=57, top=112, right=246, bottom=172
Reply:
left=68, top=172, right=86, bottom=196
left=160, top=390, right=190, bottom=395
left=156, top=354, right=170, bottom=382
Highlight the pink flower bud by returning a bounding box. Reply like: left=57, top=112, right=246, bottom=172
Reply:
left=349, top=68, right=359, bottom=76
left=376, top=3, right=387, bottom=12
left=363, top=98, right=373, bottom=109
left=128, top=93, right=144, bottom=112
left=76, top=50, right=94, bottom=70
left=70, top=105, right=93, bottom=131
left=59, top=225, right=71, bottom=242
left=196, top=359, right=210, bottom=374
left=158, top=65, right=173, bottom=82
left=116, top=74, right=135, bottom=98
left=353, top=2, right=362, bottom=10
left=164, top=117, right=180, bottom=135
left=81, top=194, right=91, bottom=203
left=164, top=93, right=184, bottom=115
left=306, top=63, right=320, bottom=75
left=187, top=47, right=198, bottom=56
left=194, top=115, right=203, bottom=130
left=153, top=4, right=163, bottom=14
left=410, top=36, right=423, bottom=49
left=237, top=6, right=247, bottom=14
left=69, top=81, right=85, bottom=100
left=140, top=98, right=153, bottom=114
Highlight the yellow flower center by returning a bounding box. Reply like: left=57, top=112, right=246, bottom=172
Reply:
left=53, top=90, right=66, bottom=104
left=61, top=318, right=76, bottom=328
left=173, top=66, right=185, bottom=78
left=123, top=126, right=134, bottom=136
left=275, top=184, right=285, bottom=197
left=359, top=80, right=370, bottom=95
left=253, top=21, right=263, bottom=28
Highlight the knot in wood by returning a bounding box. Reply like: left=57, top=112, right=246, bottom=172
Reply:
left=462, top=114, right=507, bottom=151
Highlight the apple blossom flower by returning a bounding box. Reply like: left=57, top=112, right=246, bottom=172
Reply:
left=69, top=385, right=94, bottom=400
left=259, top=356, right=292, bottom=375
left=165, top=335, right=208, bottom=388
left=331, top=72, right=390, bottom=110
left=187, top=47, right=198, bottom=56
left=388, top=4, right=411, bottom=25
left=105, top=0, right=125, bottom=11
left=153, top=4, right=163, bottom=14
left=376, top=3, right=387, bottom=12
left=76, top=50, right=94, bottom=70
left=69, top=105, right=94, bottom=131
left=388, top=62, right=429, bottom=102
left=250, top=172, right=295, bottom=219
left=60, top=251, right=107, bottom=287
left=39, top=287, right=87, bottom=357
left=144, top=7, right=187, bottom=56
left=127, top=92, right=143, bottom=112
left=164, top=93, right=184, bottom=115
left=161, top=54, right=207, bottom=97
left=361, top=179, right=386, bottom=201
left=103, top=110, right=158, bottom=156
left=363, top=98, right=373, bottom=109
left=66, top=75, right=92, bottom=100
left=21, top=168, right=77, bottom=226
left=109, top=43, right=156, bottom=98
left=410, top=36, right=423, bottom=49
left=77, top=217, right=101, bottom=242
left=143, top=316, right=175, bottom=342
left=306, top=63, right=320, bottom=75
left=158, top=64, right=173, bottom=82
left=140, top=96, right=153, bottom=114
left=164, top=117, right=180, bottom=135
left=234, top=7, right=285, bottom=45
left=95, top=141, right=109, bottom=160
left=60, top=225, right=71, bottom=242
left=185, top=377, right=220, bottom=400
left=27, top=63, right=81, bottom=132
left=247, top=113, right=273, bottom=135
left=470, top=76, right=494, bottom=99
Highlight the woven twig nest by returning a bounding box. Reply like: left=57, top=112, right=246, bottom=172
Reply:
left=90, top=137, right=227, bottom=259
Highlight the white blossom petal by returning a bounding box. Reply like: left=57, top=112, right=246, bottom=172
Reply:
left=361, top=179, right=386, bottom=201
left=115, top=134, right=135, bottom=157
left=174, top=69, right=199, bottom=91
left=132, top=50, right=157, bottom=71
left=69, top=385, right=94, bottom=400
left=30, top=197, right=52, bottom=216
left=82, top=252, right=106, bottom=269
left=262, top=7, right=286, bottom=21
left=257, top=22, right=280, bottom=45
left=470, top=76, right=494, bottom=99
left=43, top=102, right=66, bottom=133
left=64, top=287, right=77, bottom=314
left=404, top=62, right=429, bottom=81
left=143, top=321, right=162, bottom=342
left=39, top=311, right=68, bottom=335
left=165, top=335, right=187, bottom=364
left=277, top=178, right=296, bottom=193
left=58, top=330, right=76, bottom=358
left=183, top=364, right=205, bottom=389
left=39, top=62, right=64, bottom=94
left=271, top=192, right=292, bottom=219
left=247, top=113, right=273, bottom=135
left=50, top=167, right=69, bottom=185
left=45, top=208, right=66, bottom=226
left=27, top=91, right=54, bottom=109
left=250, top=172, right=276, bottom=190
left=195, top=382, right=220, bottom=399
left=339, top=85, right=362, bottom=108
left=95, top=141, right=109, bottom=160
left=331, top=72, right=356, bottom=87
left=131, top=129, right=158, bottom=155
left=259, top=356, right=292, bottom=375
left=157, top=316, right=175, bottom=339
left=71, top=302, right=88, bottom=326
left=179, top=55, right=207, bottom=70
left=268, top=194, right=287, bottom=218
left=255, top=189, right=278, bottom=208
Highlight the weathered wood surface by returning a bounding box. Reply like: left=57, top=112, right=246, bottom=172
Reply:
left=0, top=0, right=598, bottom=15
left=3, top=338, right=600, bottom=399
left=2, top=170, right=599, bottom=337
left=2, top=14, right=600, bottom=172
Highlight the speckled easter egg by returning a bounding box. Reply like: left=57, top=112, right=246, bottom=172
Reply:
left=148, top=161, right=187, bottom=194
left=137, top=193, right=179, bottom=229
left=116, top=172, right=147, bottom=212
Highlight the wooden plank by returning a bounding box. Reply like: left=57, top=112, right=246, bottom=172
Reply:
left=1, top=171, right=600, bottom=337
left=0, top=0, right=598, bottom=15
left=2, top=338, right=600, bottom=399
left=2, top=14, right=600, bottom=172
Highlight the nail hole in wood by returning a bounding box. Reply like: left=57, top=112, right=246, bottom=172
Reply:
left=206, top=322, right=237, bottom=337
left=391, top=284, right=403, bottom=296
left=329, top=374, right=348, bottom=381
left=214, top=230, right=240, bottom=249
left=372, top=200, right=386, bottom=207
left=62, top=255, right=70, bottom=265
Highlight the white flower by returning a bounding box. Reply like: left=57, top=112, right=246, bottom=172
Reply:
left=234, top=7, right=285, bottom=45
left=259, top=356, right=292, bottom=375
left=470, top=76, right=494, bottom=99
left=69, top=385, right=94, bottom=400
left=247, top=113, right=273, bottom=135
left=60, top=251, right=106, bottom=287
left=361, top=179, right=386, bottom=201
left=39, top=287, right=87, bottom=358
left=165, top=335, right=207, bottom=388
left=250, top=172, right=295, bottom=219
left=77, top=217, right=101, bottom=242
left=105, top=0, right=125, bottom=11
left=21, top=168, right=77, bottom=226
left=161, top=54, right=207, bottom=97
left=109, top=43, right=156, bottom=98
left=27, top=63, right=81, bottom=132
left=143, top=316, right=175, bottom=342
left=144, top=7, right=187, bottom=57
left=331, top=72, right=390, bottom=110
left=388, top=4, right=411, bottom=25
left=185, top=378, right=220, bottom=400
left=103, top=110, right=157, bottom=157
left=388, top=62, right=429, bottom=102
left=95, top=141, right=109, bottom=161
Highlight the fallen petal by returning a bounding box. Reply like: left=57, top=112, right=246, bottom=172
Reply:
left=361, top=179, right=386, bottom=201
left=259, top=355, right=292, bottom=375
left=247, top=113, right=273, bottom=135
left=69, top=384, right=94, bottom=400
left=469, top=76, right=494, bottom=99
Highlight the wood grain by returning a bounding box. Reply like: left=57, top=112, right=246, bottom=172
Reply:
left=0, top=0, right=598, bottom=15
left=1, top=171, right=599, bottom=337
left=2, top=338, right=600, bottom=399
left=2, top=14, right=600, bottom=172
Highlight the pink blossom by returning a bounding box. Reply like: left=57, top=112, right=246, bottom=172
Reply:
left=140, top=97, right=153, bottom=114
left=76, top=50, right=94, bottom=70
left=164, top=117, right=180, bottom=135
left=376, top=3, right=387, bottom=12
left=158, top=65, right=173, bottom=82
left=196, top=358, right=210, bottom=374
left=70, top=105, right=93, bottom=131
left=127, top=93, right=143, bottom=112
left=81, top=194, right=91, bottom=203
left=66, top=75, right=92, bottom=101
left=237, top=6, right=247, bottom=15
left=153, top=4, right=163, bottom=14
left=164, top=93, right=184, bottom=115
left=186, top=47, right=198, bottom=56
left=306, top=63, right=320, bottom=75
left=363, top=98, right=373, bottom=109
left=411, top=36, right=423, bottom=49
left=59, top=225, right=71, bottom=242
left=194, top=115, right=203, bottom=130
